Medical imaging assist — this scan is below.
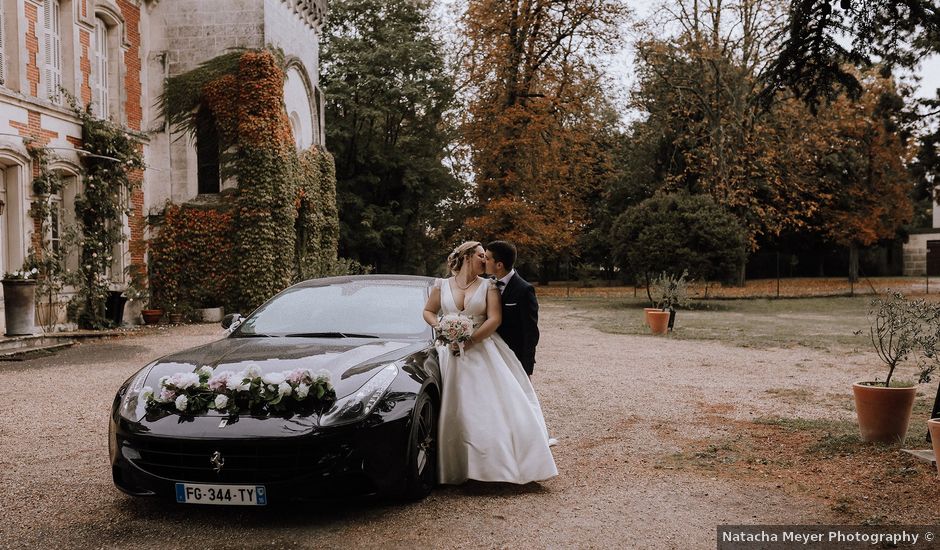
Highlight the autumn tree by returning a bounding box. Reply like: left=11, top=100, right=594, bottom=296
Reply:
left=623, top=0, right=827, bottom=283
left=322, top=0, right=462, bottom=274
left=805, top=73, right=915, bottom=281
left=457, top=0, right=628, bottom=274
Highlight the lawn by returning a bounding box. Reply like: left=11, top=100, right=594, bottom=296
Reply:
left=544, top=295, right=874, bottom=352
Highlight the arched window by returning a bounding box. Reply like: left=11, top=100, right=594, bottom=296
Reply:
left=42, top=0, right=62, bottom=104
left=91, top=17, right=109, bottom=118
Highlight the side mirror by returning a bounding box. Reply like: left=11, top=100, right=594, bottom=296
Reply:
left=221, top=313, right=242, bottom=330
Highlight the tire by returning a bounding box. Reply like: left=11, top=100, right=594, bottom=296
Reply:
left=399, top=391, right=437, bottom=500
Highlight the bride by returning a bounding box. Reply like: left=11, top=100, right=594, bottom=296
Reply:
left=422, top=241, right=557, bottom=485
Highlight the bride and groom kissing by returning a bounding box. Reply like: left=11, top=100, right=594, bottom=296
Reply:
left=422, top=240, right=558, bottom=486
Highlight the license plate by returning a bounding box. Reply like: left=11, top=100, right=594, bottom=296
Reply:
left=175, top=483, right=267, bottom=505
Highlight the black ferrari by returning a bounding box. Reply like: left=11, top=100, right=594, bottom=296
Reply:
left=109, top=275, right=441, bottom=505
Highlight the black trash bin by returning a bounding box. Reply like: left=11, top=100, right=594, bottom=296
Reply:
left=105, top=290, right=127, bottom=327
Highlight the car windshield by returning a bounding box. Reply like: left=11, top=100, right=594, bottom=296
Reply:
left=235, top=281, right=429, bottom=338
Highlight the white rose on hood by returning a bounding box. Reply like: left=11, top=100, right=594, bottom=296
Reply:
left=175, top=395, right=189, bottom=411
left=215, top=394, right=229, bottom=409
left=262, top=372, right=286, bottom=385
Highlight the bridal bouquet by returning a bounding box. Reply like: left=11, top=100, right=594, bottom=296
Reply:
left=436, top=314, right=474, bottom=356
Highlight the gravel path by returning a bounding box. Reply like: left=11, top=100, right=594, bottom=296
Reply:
left=0, top=303, right=877, bottom=549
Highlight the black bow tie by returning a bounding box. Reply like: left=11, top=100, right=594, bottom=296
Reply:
left=495, top=280, right=506, bottom=289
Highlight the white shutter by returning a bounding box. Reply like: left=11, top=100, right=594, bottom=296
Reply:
left=93, top=19, right=109, bottom=118
left=43, top=0, right=62, bottom=103
left=0, top=2, right=6, bottom=86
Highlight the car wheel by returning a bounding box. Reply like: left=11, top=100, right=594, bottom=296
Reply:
left=400, top=391, right=437, bottom=500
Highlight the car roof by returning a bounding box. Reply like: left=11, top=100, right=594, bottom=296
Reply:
left=289, top=274, right=437, bottom=289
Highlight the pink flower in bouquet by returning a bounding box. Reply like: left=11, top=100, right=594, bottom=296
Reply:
left=435, top=314, right=474, bottom=356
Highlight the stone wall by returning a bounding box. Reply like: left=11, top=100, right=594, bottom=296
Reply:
left=902, top=231, right=940, bottom=276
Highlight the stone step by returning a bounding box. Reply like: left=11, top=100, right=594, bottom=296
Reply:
left=901, top=448, right=937, bottom=465
left=0, top=339, right=75, bottom=361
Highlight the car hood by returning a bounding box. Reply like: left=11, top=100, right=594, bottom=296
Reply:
left=142, top=336, right=424, bottom=400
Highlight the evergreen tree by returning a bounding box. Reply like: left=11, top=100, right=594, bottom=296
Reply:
left=322, top=0, right=461, bottom=274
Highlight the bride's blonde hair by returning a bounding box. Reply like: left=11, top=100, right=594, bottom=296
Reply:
left=447, top=241, right=482, bottom=275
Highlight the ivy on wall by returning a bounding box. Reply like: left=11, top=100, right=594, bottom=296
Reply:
left=149, top=203, right=236, bottom=312
left=157, top=49, right=340, bottom=313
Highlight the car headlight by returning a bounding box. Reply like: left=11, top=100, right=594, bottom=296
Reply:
left=118, top=367, right=152, bottom=421
left=319, top=363, right=399, bottom=427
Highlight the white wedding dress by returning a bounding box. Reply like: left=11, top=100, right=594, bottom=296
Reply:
left=435, top=277, right=558, bottom=485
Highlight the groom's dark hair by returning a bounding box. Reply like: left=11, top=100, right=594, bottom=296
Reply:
left=486, top=240, right=517, bottom=271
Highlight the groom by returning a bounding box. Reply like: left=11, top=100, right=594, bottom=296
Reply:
left=484, top=240, right=540, bottom=376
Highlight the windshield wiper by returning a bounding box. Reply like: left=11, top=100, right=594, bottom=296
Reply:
left=284, top=332, right=380, bottom=339
left=235, top=333, right=277, bottom=338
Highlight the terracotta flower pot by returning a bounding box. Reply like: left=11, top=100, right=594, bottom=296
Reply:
left=141, top=309, right=164, bottom=325
left=648, top=310, right=670, bottom=335
left=852, top=382, right=917, bottom=444
left=928, top=418, right=940, bottom=476
left=643, top=308, right=659, bottom=326
left=168, top=313, right=184, bottom=324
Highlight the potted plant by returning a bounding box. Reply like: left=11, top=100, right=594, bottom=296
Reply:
left=2, top=267, right=39, bottom=336
left=855, top=291, right=937, bottom=444
left=650, top=269, right=691, bottom=332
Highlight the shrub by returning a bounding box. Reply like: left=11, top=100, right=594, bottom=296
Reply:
left=610, top=192, right=746, bottom=285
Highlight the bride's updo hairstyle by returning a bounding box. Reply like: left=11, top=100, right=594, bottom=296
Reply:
left=447, top=241, right=482, bottom=275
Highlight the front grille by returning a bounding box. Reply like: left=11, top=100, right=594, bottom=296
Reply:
left=125, top=436, right=357, bottom=484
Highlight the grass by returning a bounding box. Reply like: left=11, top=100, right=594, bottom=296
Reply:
left=545, top=295, right=874, bottom=351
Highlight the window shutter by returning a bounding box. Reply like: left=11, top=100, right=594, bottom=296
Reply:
left=43, top=0, right=62, bottom=103
left=0, top=3, right=6, bottom=86
left=93, top=19, right=108, bottom=117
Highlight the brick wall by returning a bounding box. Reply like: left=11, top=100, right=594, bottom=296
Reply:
left=25, top=2, right=40, bottom=97
left=118, top=0, right=142, bottom=132
left=79, top=29, right=91, bottom=104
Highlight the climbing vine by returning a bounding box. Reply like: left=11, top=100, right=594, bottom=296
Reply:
left=69, top=98, right=145, bottom=328
left=24, top=143, right=69, bottom=332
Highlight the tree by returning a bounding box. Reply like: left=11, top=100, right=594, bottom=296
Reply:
left=806, top=72, right=915, bottom=281
left=457, top=0, right=628, bottom=273
left=626, top=0, right=826, bottom=283
left=610, top=192, right=748, bottom=285
left=762, top=0, right=940, bottom=111
left=322, top=0, right=461, bottom=274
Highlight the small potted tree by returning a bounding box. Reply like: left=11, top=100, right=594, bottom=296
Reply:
left=650, top=269, right=691, bottom=333
left=855, top=291, right=937, bottom=444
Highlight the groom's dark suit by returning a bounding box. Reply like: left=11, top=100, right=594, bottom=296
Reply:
left=496, top=272, right=540, bottom=376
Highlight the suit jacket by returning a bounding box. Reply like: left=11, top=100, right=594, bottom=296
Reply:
left=495, top=272, right=540, bottom=375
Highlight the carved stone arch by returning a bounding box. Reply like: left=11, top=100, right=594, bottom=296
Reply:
left=92, top=0, right=126, bottom=45
left=283, top=57, right=320, bottom=148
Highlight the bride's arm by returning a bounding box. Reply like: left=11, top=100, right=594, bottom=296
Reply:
left=423, top=287, right=442, bottom=329
left=467, top=286, right=502, bottom=345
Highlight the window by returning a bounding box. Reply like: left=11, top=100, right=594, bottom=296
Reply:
left=91, top=18, right=109, bottom=118
left=196, top=109, right=220, bottom=194
left=48, top=194, right=62, bottom=255
left=43, top=0, right=62, bottom=103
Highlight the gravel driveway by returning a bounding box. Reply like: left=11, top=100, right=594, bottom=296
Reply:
left=0, top=302, right=877, bottom=549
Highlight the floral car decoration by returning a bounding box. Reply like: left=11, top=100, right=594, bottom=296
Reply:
left=144, top=365, right=336, bottom=416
